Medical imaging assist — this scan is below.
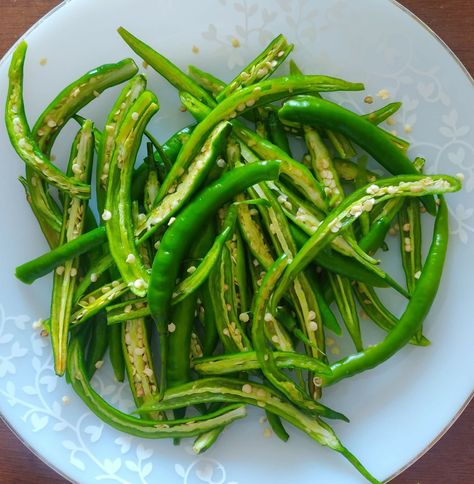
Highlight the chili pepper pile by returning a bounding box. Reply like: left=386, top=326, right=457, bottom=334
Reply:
left=7, top=30, right=463, bottom=483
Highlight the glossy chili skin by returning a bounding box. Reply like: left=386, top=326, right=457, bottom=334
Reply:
left=279, top=96, right=436, bottom=214
left=118, top=27, right=216, bottom=107
left=167, top=226, right=214, bottom=389
left=148, top=161, right=281, bottom=396
left=323, top=197, right=449, bottom=386
left=148, top=162, right=280, bottom=327
left=15, top=226, right=107, bottom=284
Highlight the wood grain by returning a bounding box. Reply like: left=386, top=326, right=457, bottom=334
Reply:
left=0, top=1, right=472, bottom=483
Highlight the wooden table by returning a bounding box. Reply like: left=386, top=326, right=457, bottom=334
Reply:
left=0, top=1, right=472, bottom=482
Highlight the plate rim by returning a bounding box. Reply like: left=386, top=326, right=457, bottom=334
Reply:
left=0, top=0, right=472, bottom=482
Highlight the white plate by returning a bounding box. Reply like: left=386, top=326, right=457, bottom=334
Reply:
left=0, top=0, right=473, bottom=482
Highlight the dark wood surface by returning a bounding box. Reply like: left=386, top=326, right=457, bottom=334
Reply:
left=0, top=1, right=472, bottom=482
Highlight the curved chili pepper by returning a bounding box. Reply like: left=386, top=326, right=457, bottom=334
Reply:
left=138, top=377, right=380, bottom=483
left=104, top=91, right=159, bottom=297
left=148, top=161, right=281, bottom=396
left=159, top=75, right=363, bottom=198
left=354, top=282, right=430, bottom=347
left=27, top=50, right=138, bottom=246
left=279, top=95, right=436, bottom=213
left=6, top=42, right=90, bottom=199
left=97, top=75, right=147, bottom=213
left=68, top=338, right=247, bottom=437
left=83, top=314, right=107, bottom=377
left=324, top=198, right=449, bottom=385
left=251, top=254, right=344, bottom=419
left=216, top=34, right=293, bottom=101
left=272, top=175, right=460, bottom=312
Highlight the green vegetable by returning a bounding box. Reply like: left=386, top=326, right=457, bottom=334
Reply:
left=10, top=35, right=462, bottom=484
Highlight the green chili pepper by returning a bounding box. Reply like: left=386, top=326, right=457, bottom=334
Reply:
left=199, top=282, right=219, bottom=357
left=106, top=297, right=149, bottom=325
left=136, top=121, right=232, bottom=242
left=235, top=192, right=276, bottom=268
left=138, top=378, right=380, bottom=483
left=15, top=226, right=107, bottom=284
left=359, top=198, right=405, bottom=254
left=208, top=242, right=252, bottom=353
left=267, top=109, right=293, bottom=156
left=354, top=157, right=371, bottom=236
left=228, top=224, right=250, bottom=316
left=309, top=275, right=342, bottom=335
left=328, top=274, right=362, bottom=351
left=74, top=253, right=114, bottom=304
left=173, top=206, right=237, bottom=304
left=104, top=91, right=159, bottom=297
left=399, top=199, right=423, bottom=295
left=71, top=279, right=130, bottom=327
left=148, top=161, right=281, bottom=396
left=50, top=121, right=94, bottom=375
left=192, top=425, right=226, bottom=454
left=279, top=95, right=436, bottom=214
left=193, top=351, right=332, bottom=376
left=72, top=114, right=103, bottom=152
left=158, top=75, right=363, bottom=199
left=167, top=226, right=214, bottom=391
left=6, top=42, right=90, bottom=199
left=144, top=131, right=172, bottom=178
left=290, top=224, right=388, bottom=288
left=251, top=254, right=343, bottom=418
left=266, top=409, right=290, bottom=442
left=304, top=124, right=344, bottom=207
left=68, top=338, right=247, bottom=437
left=121, top=294, right=160, bottom=416
left=97, top=75, right=147, bottom=213
left=84, top=312, right=109, bottom=379
left=107, top=323, right=125, bottom=382
left=118, top=27, right=216, bottom=107
left=216, top=34, right=293, bottom=101
left=363, top=102, right=401, bottom=125
left=272, top=175, right=460, bottom=312
left=334, top=158, right=378, bottom=183
left=324, top=198, right=449, bottom=385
